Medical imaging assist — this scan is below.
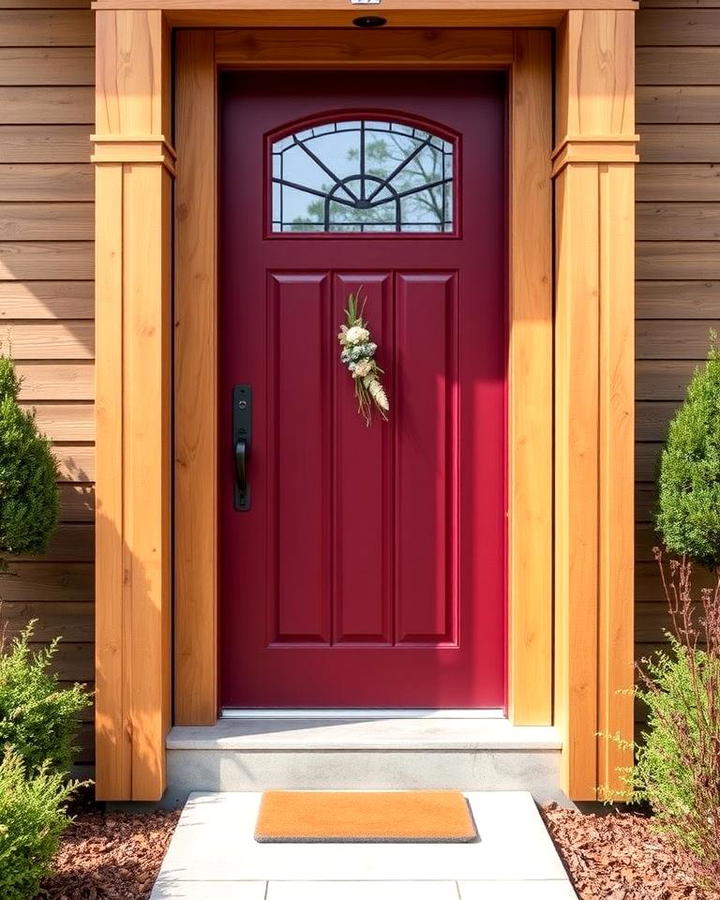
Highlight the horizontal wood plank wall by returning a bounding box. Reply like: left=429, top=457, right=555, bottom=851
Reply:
left=636, top=0, right=720, bottom=703
left=0, top=0, right=95, bottom=773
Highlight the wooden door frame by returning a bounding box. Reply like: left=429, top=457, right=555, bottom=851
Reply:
left=174, top=26, right=553, bottom=722
left=93, top=6, right=636, bottom=802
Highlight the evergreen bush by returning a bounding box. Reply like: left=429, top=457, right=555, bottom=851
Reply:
left=0, top=749, right=78, bottom=900
left=0, top=354, right=59, bottom=570
left=0, top=622, right=90, bottom=775
left=657, top=339, right=720, bottom=569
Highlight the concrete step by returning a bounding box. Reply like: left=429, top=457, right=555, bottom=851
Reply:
left=165, top=717, right=564, bottom=806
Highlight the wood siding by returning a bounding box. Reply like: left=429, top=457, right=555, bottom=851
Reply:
left=0, top=0, right=94, bottom=770
left=636, top=0, right=720, bottom=701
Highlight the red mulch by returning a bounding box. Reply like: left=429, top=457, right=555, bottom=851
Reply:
left=543, top=803, right=720, bottom=900
left=39, top=810, right=179, bottom=900
left=33, top=802, right=720, bottom=899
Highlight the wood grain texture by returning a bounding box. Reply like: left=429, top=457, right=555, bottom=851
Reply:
left=0, top=6, right=97, bottom=729
left=633, top=0, right=720, bottom=697
left=215, top=27, right=515, bottom=66
left=598, top=161, right=635, bottom=802
left=94, top=9, right=172, bottom=802
left=13, top=523, right=94, bottom=562
left=0, top=86, right=93, bottom=123
left=0, top=0, right=91, bottom=7
left=0, top=281, right=93, bottom=318
left=22, top=403, right=94, bottom=441
left=507, top=29, right=553, bottom=727
left=0, top=562, right=94, bottom=602
left=0, top=10, right=93, bottom=46
left=636, top=359, right=703, bottom=400
left=636, top=400, right=682, bottom=441
left=637, top=8, right=720, bottom=44
left=554, top=161, right=601, bottom=801
left=53, top=445, right=95, bottom=482
left=2, top=601, right=93, bottom=642
left=637, top=320, right=719, bottom=358
left=0, top=47, right=94, bottom=85
left=174, top=30, right=217, bottom=726
left=637, top=85, right=720, bottom=123
left=93, top=161, right=127, bottom=799
left=636, top=280, right=720, bottom=318
left=0, top=125, right=91, bottom=162
left=16, top=362, right=93, bottom=400
left=637, top=241, right=720, bottom=279
left=0, top=165, right=93, bottom=201
left=636, top=442, right=661, bottom=483
left=640, top=126, right=720, bottom=162
left=555, top=9, right=636, bottom=801
left=0, top=242, right=93, bottom=280
left=637, top=203, right=720, bottom=240
left=636, top=47, right=720, bottom=84
left=637, top=164, right=720, bottom=201
left=0, top=203, right=93, bottom=240
left=167, top=9, right=567, bottom=27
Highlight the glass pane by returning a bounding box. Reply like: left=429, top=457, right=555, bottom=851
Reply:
left=271, top=118, right=455, bottom=234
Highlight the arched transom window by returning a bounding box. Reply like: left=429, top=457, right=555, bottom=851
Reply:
left=271, top=118, right=455, bottom=233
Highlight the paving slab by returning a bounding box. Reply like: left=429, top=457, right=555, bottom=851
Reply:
left=267, top=882, right=459, bottom=899
left=151, top=791, right=576, bottom=899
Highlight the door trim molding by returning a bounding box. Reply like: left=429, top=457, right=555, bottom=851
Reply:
left=173, top=28, right=554, bottom=728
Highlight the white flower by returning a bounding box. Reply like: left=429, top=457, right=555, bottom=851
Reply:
left=352, top=360, right=373, bottom=379
left=345, top=325, right=370, bottom=345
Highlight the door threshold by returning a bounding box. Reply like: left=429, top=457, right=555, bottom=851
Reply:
left=221, top=708, right=506, bottom=720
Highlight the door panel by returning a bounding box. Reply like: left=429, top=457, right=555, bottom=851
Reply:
left=219, top=71, right=506, bottom=708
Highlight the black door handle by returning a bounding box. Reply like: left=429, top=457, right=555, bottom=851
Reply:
left=235, top=438, right=248, bottom=506
left=233, top=384, right=252, bottom=511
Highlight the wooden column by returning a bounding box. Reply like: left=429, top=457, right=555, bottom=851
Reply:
left=93, top=9, right=174, bottom=801
left=554, top=9, right=637, bottom=800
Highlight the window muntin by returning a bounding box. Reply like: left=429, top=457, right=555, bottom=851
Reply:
left=271, top=119, right=455, bottom=234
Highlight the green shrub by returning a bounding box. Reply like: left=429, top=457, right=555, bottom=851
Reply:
left=0, top=622, right=90, bottom=775
left=657, top=339, right=720, bottom=569
left=0, top=748, right=78, bottom=900
left=0, top=354, right=59, bottom=570
left=627, top=555, right=720, bottom=886
left=633, top=637, right=714, bottom=848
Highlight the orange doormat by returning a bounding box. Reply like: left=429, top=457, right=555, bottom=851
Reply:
left=254, top=790, right=478, bottom=843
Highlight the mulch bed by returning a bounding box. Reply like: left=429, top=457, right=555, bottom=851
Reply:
left=39, top=810, right=179, bottom=900
left=33, top=802, right=720, bottom=899
left=543, top=803, right=720, bottom=900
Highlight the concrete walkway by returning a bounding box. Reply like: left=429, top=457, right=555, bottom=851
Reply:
left=151, top=791, right=577, bottom=898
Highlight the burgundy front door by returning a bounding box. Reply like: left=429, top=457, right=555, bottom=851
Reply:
left=219, top=71, right=506, bottom=708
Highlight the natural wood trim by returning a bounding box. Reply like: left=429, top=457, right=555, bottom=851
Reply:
left=598, top=160, right=635, bottom=799
left=91, top=136, right=177, bottom=172
left=554, top=8, right=636, bottom=801
left=166, top=11, right=568, bottom=27
left=174, top=30, right=219, bottom=726
left=508, top=30, right=553, bottom=726
left=92, top=0, right=638, bottom=10
left=551, top=138, right=639, bottom=176
left=214, top=28, right=515, bottom=67
left=94, top=9, right=173, bottom=802
left=174, top=27, right=555, bottom=732
left=95, top=162, right=129, bottom=800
